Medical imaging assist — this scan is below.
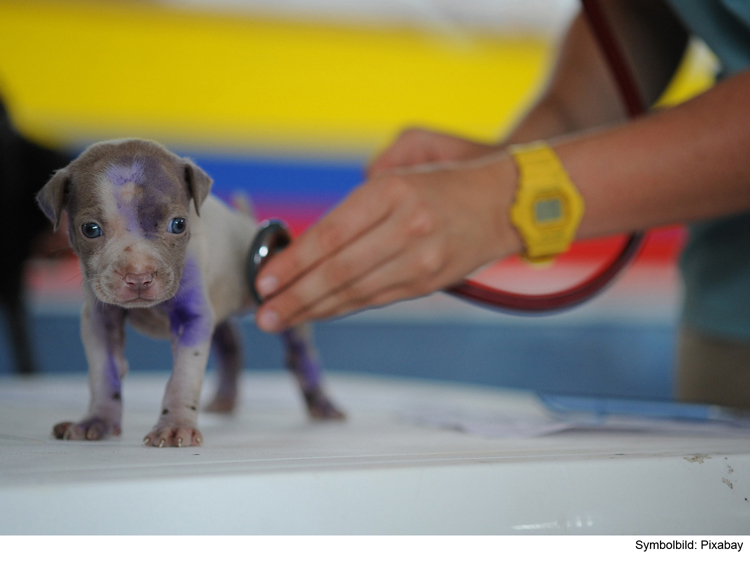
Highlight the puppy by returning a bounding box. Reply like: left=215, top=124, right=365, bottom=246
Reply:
left=36, top=139, right=343, bottom=447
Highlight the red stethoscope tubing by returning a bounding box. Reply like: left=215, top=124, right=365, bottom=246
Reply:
left=446, top=0, right=648, bottom=312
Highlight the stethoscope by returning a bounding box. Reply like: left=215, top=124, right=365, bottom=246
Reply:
left=247, top=0, right=648, bottom=312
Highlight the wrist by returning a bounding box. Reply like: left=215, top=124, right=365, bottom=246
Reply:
left=507, top=141, right=585, bottom=263
left=471, top=153, right=524, bottom=260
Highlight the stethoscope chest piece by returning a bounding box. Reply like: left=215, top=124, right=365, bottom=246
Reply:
left=246, top=219, right=292, bottom=305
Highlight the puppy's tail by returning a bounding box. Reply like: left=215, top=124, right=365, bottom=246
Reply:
left=229, top=191, right=256, bottom=221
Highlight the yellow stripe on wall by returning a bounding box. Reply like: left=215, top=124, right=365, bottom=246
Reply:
left=0, top=1, right=712, bottom=156
left=0, top=0, right=550, bottom=155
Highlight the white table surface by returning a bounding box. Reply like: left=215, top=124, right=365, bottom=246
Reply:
left=1, top=372, right=748, bottom=534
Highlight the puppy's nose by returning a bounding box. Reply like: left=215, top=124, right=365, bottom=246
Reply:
left=124, top=271, right=155, bottom=291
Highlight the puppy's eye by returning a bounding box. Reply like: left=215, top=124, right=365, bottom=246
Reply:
left=168, top=217, right=186, bottom=234
left=81, top=222, right=103, bottom=238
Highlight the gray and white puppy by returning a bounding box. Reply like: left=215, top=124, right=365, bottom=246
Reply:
left=36, top=139, right=343, bottom=447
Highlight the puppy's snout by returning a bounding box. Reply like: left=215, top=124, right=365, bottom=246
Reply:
left=124, top=271, right=155, bottom=291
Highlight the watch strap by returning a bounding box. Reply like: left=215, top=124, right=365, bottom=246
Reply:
left=509, top=141, right=584, bottom=263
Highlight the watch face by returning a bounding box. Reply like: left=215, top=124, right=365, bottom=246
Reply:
left=534, top=195, right=564, bottom=224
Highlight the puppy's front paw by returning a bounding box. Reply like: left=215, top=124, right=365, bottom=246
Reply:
left=143, top=424, right=202, bottom=448
left=52, top=417, right=121, bottom=441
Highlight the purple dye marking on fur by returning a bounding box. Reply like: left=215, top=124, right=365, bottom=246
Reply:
left=168, top=257, right=212, bottom=347
left=136, top=193, right=166, bottom=239
left=107, top=157, right=175, bottom=237
left=106, top=159, right=146, bottom=187
left=282, top=329, right=322, bottom=390
left=105, top=353, right=121, bottom=392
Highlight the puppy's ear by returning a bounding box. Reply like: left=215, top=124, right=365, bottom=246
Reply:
left=183, top=158, right=212, bottom=216
left=36, top=168, right=70, bottom=231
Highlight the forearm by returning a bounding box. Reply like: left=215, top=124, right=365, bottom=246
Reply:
left=503, top=1, right=688, bottom=147
left=501, top=13, right=629, bottom=148
left=501, top=69, right=750, bottom=243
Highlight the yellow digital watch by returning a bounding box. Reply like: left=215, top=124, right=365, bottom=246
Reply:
left=509, top=141, right=584, bottom=264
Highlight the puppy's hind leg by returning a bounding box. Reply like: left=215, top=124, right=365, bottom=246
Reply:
left=205, top=319, right=243, bottom=414
left=282, top=324, right=344, bottom=420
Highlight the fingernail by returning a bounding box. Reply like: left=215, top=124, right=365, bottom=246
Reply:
left=257, top=276, right=278, bottom=297
left=257, top=309, right=279, bottom=331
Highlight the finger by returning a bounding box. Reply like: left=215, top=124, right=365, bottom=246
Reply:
left=282, top=242, right=452, bottom=327
left=367, top=138, right=431, bottom=177
left=369, top=132, right=499, bottom=178
left=367, top=128, right=441, bottom=177
left=255, top=179, right=396, bottom=300
left=317, top=284, right=420, bottom=321
left=367, top=145, right=413, bottom=177
left=255, top=199, right=422, bottom=331
left=262, top=219, right=406, bottom=324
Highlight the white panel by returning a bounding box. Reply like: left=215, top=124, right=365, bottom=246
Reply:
left=1, top=373, right=748, bottom=534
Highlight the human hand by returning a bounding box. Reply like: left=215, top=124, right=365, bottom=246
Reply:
left=367, top=127, right=500, bottom=177
left=254, top=154, right=521, bottom=332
